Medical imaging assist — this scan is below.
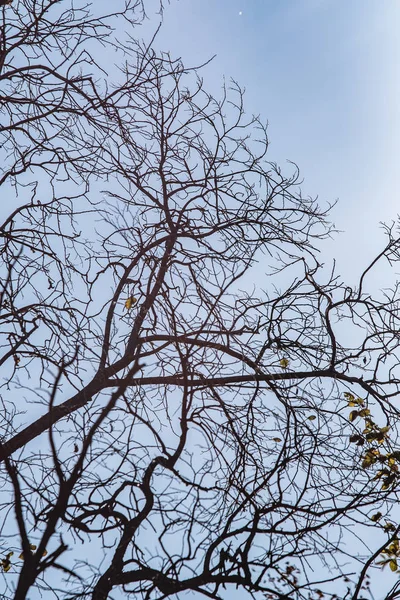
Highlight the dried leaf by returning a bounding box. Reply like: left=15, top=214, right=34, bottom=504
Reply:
left=382, top=475, right=396, bottom=491
left=124, top=296, right=137, bottom=310
left=370, top=512, right=383, bottom=522
left=349, top=410, right=360, bottom=422
left=349, top=434, right=364, bottom=445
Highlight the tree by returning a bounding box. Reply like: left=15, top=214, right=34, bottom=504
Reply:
left=2, top=2, right=400, bottom=599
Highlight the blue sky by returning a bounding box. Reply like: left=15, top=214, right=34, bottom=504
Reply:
left=142, top=0, right=400, bottom=286
left=3, top=2, right=400, bottom=596
left=145, top=2, right=400, bottom=591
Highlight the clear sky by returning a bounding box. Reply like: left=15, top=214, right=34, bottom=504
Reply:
left=141, top=0, right=400, bottom=287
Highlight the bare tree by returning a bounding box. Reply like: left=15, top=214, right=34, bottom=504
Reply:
left=2, top=2, right=400, bottom=600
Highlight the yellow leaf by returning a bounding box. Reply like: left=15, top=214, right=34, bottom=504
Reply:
left=1, top=554, right=12, bottom=572
left=18, top=553, right=24, bottom=560
left=124, top=296, right=137, bottom=310
left=348, top=398, right=364, bottom=407
left=359, top=408, right=371, bottom=417
left=279, top=358, right=289, bottom=369
left=362, top=450, right=379, bottom=468
left=344, top=392, right=355, bottom=401
left=390, top=559, right=398, bottom=572
left=307, top=415, right=316, bottom=421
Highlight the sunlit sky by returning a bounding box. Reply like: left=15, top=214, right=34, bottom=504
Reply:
left=141, top=0, right=400, bottom=286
